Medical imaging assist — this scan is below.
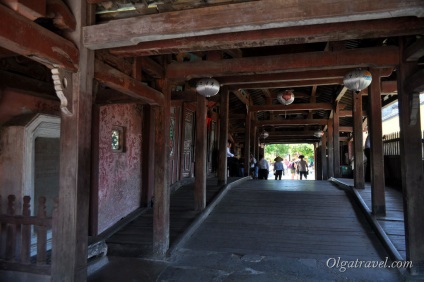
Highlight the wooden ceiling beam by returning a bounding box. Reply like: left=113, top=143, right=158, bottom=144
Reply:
left=0, top=4, right=78, bottom=71
left=250, top=103, right=332, bottom=112
left=231, top=78, right=343, bottom=90
left=84, top=0, right=424, bottom=49
left=219, top=69, right=350, bottom=85
left=94, top=59, right=164, bottom=105
left=166, top=47, right=399, bottom=79
left=232, top=89, right=250, bottom=106
left=0, top=70, right=57, bottom=99
left=108, top=17, right=424, bottom=57
left=255, top=119, right=328, bottom=126
left=405, top=38, right=424, bottom=62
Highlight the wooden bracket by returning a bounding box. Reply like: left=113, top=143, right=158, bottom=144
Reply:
left=51, top=68, right=73, bottom=116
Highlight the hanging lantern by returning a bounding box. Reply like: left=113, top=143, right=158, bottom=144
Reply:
left=343, top=69, right=372, bottom=93
left=259, top=129, right=269, bottom=139
left=196, top=78, right=220, bottom=97
left=277, top=90, right=295, bottom=105
left=314, top=130, right=324, bottom=138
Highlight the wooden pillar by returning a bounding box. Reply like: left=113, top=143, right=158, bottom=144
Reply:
left=333, top=102, right=341, bottom=177
left=315, top=144, right=322, bottom=180
left=327, top=119, right=334, bottom=178
left=398, top=38, right=424, bottom=275
left=321, top=132, right=328, bottom=180
left=253, top=125, right=258, bottom=161
left=51, top=3, right=94, bottom=281
left=218, top=87, right=229, bottom=185
left=244, top=111, right=251, bottom=176
left=142, top=106, right=155, bottom=207
left=195, top=94, right=207, bottom=211
left=368, top=68, right=385, bottom=216
left=153, top=82, right=171, bottom=256
left=353, top=91, right=365, bottom=189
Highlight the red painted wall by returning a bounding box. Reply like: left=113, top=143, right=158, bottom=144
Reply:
left=96, top=104, right=143, bottom=233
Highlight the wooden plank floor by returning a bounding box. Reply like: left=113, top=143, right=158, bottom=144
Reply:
left=106, top=177, right=242, bottom=257
left=333, top=178, right=406, bottom=259
left=183, top=179, right=389, bottom=261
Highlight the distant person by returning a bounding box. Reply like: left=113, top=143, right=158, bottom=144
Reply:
left=273, top=157, right=284, bottom=180
left=227, top=141, right=238, bottom=177
left=249, top=154, right=258, bottom=179
left=258, top=155, right=269, bottom=180
left=297, top=155, right=309, bottom=180
left=288, top=159, right=296, bottom=180
left=364, top=133, right=371, bottom=182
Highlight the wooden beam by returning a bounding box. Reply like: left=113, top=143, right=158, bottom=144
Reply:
left=267, top=131, right=319, bottom=137
left=109, top=17, right=424, bottom=57
left=250, top=103, right=332, bottom=113
left=0, top=4, right=78, bottom=71
left=50, top=2, right=93, bottom=281
left=141, top=57, right=164, bottom=79
left=339, top=110, right=367, bottom=117
left=232, top=89, right=250, bottom=106
left=195, top=94, right=207, bottom=211
left=232, top=79, right=343, bottom=90
left=255, top=119, right=328, bottom=126
left=153, top=82, right=171, bottom=256
left=218, top=87, right=229, bottom=185
left=46, top=0, right=76, bottom=30
left=397, top=38, right=424, bottom=275
left=405, top=69, right=424, bottom=93
left=369, top=68, right=386, bottom=216
left=405, top=37, right=424, bottom=62
left=219, top=69, right=350, bottom=85
left=94, top=60, right=164, bottom=105
left=84, top=1, right=424, bottom=49
left=166, top=47, right=399, bottom=79
left=335, top=86, right=348, bottom=102
left=0, top=70, right=57, bottom=99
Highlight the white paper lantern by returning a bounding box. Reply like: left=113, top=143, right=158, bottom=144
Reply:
left=196, top=78, right=220, bottom=97
left=343, top=69, right=372, bottom=93
left=277, top=90, right=295, bottom=105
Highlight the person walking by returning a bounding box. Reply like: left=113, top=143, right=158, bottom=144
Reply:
left=273, top=156, right=284, bottom=180
left=297, top=155, right=309, bottom=180
left=258, top=155, right=269, bottom=180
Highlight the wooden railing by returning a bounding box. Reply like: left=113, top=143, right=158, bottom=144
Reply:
left=383, top=131, right=424, bottom=189
left=0, top=195, right=55, bottom=275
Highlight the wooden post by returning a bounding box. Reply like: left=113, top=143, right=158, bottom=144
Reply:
left=353, top=91, right=365, bottom=189
left=218, top=87, right=229, bottom=185
left=36, top=197, right=47, bottom=265
left=51, top=2, right=94, bottom=281
left=333, top=102, right=340, bottom=177
left=327, top=119, right=334, bottom=178
left=244, top=111, right=251, bottom=176
left=142, top=106, right=155, bottom=207
left=194, top=94, right=207, bottom=211
left=315, top=145, right=322, bottom=180
left=368, top=68, right=385, bottom=216
left=6, top=195, right=16, bottom=261
left=321, top=132, right=328, bottom=180
left=21, top=196, right=31, bottom=264
left=398, top=38, right=424, bottom=275
left=153, top=82, right=171, bottom=256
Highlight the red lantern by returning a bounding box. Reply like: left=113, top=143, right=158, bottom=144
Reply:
left=277, top=90, right=295, bottom=105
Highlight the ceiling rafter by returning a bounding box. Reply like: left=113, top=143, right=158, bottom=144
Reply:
left=166, top=47, right=399, bottom=79
left=84, top=0, right=424, bottom=49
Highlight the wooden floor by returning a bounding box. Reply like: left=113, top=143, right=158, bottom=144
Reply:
left=183, top=179, right=389, bottom=261
left=106, top=177, right=241, bottom=257
left=332, top=178, right=406, bottom=259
